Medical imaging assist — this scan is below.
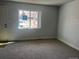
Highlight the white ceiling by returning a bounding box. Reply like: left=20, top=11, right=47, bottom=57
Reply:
left=7, top=0, right=73, bottom=5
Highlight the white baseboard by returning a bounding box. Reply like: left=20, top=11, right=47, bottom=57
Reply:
left=11, top=36, right=57, bottom=41
left=38, top=36, right=56, bottom=39
left=23, top=36, right=56, bottom=40
left=58, top=38, right=79, bottom=51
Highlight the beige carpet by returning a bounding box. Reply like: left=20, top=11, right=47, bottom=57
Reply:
left=0, top=39, right=79, bottom=59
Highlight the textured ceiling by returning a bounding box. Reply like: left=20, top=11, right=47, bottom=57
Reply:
left=7, top=0, right=73, bottom=5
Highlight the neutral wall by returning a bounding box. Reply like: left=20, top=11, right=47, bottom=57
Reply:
left=0, top=2, right=59, bottom=40
left=58, top=0, right=79, bottom=50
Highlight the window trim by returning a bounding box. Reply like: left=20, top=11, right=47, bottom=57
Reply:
left=18, top=10, right=41, bottom=29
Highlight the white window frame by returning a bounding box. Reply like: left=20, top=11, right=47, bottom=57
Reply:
left=18, top=10, right=41, bottom=29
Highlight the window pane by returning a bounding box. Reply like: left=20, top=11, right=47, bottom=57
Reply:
left=18, top=10, right=30, bottom=29
left=30, top=11, right=38, bottom=28
left=18, top=10, right=41, bottom=29
left=31, top=11, right=38, bottom=19
left=31, top=20, right=38, bottom=28
left=19, top=20, right=30, bottom=29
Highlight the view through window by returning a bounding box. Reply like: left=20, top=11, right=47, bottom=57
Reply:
left=18, top=10, right=41, bottom=29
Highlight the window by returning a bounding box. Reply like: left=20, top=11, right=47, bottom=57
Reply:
left=18, top=10, right=41, bottom=29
